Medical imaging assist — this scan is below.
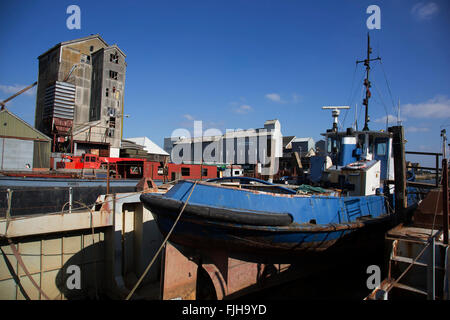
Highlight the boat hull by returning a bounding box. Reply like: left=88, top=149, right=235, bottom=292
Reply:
left=149, top=207, right=392, bottom=261
left=140, top=180, right=395, bottom=261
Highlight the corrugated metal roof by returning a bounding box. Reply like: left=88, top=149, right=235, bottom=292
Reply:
left=121, top=139, right=145, bottom=150
left=0, top=108, right=51, bottom=141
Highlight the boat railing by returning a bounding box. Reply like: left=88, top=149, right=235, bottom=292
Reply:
left=405, top=151, right=443, bottom=188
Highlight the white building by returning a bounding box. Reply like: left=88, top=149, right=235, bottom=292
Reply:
left=164, top=120, right=283, bottom=176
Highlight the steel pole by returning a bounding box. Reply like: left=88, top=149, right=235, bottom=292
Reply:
left=69, top=187, right=73, bottom=214
left=107, top=162, right=110, bottom=195
left=442, top=158, right=448, bottom=245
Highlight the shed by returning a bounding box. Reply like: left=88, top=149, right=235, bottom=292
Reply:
left=0, top=108, right=52, bottom=169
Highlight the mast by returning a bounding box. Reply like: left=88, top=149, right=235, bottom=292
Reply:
left=357, top=33, right=380, bottom=131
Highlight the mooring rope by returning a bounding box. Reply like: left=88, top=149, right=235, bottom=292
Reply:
left=71, top=200, right=99, bottom=300
left=125, top=180, right=198, bottom=300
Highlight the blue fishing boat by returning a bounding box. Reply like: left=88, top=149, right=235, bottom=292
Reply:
left=140, top=34, right=411, bottom=260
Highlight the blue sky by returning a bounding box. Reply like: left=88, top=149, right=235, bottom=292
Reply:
left=0, top=0, right=449, bottom=165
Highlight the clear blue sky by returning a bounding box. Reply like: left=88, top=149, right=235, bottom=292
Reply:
left=1, top=1, right=449, bottom=165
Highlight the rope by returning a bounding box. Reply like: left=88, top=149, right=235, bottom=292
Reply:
left=342, top=68, right=365, bottom=129
left=384, top=234, right=435, bottom=294
left=70, top=200, right=99, bottom=299
left=125, top=180, right=198, bottom=300
left=379, top=60, right=397, bottom=113
left=430, top=188, right=442, bottom=237
left=7, top=239, right=51, bottom=300
left=372, top=80, right=390, bottom=130
left=341, top=63, right=359, bottom=129
left=1, top=198, right=100, bottom=301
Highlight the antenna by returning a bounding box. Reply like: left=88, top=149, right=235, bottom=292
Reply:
left=397, top=98, right=402, bottom=126
left=322, top=106, right=350, bottom=132
left=356, top=33, right=381, bottom=131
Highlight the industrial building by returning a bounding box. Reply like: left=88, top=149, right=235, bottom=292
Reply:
left=34, top=34, right=126, bottom=157
left=0, top=108, right=51, bottom=170
left=164, top=120, right=283, bottom=177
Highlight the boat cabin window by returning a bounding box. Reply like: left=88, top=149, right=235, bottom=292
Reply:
left=376, top=142, right=387, bottom=156
left=327, top=137, right=340, bottom=154
left=357, top=134, right=376, bottom=154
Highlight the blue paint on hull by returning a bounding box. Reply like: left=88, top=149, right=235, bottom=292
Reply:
left=142, top=180, right=393, bottom=256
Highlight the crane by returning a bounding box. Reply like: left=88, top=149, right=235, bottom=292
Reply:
left=0, top=81, right=37, bottom=110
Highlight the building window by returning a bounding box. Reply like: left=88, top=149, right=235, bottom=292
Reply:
left=105, top=88, right=109, bottom=97
left=181, top=167, right=190, bottom=176
left=109, top=117, right=116, bottom=128
left=202, top=168, right=208, bottom=176
left=109, top=71, right=118, bottom=80
left=80, top=54, right=91, bottom=63
left=90, top=46, right=94, bottom=52
left=110, top=52, right=119, bottom=64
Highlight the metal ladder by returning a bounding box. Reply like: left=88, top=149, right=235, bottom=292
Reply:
left=367, top=230, right=449, bottom=300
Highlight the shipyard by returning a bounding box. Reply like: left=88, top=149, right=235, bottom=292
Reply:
left=0, top=0, right=449, bottom=309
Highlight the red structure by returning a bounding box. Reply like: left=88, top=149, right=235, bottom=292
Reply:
left=143, top=162, right=218, bottom=182
left=3, top=152, right=220, bottom=182
left=55, top=153, right=219, bottom=181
